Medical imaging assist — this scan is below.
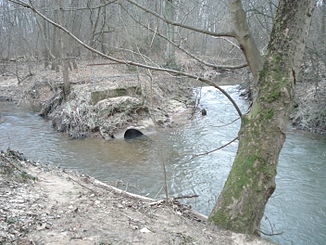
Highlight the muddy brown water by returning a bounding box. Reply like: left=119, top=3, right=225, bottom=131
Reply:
left=1, top=86, right=325, bottom=245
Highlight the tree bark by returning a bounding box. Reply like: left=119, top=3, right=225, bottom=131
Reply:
left=229, top=0, right=263, bottom=81
left=322, top=0, right=326, bottom=42
left=165, top=0, right=176, bottom=65
left=70, top=0, right=82, bottom=58
left=209, top=0, right=315, bottom=235
left=59, top=0, right=70, bottom=99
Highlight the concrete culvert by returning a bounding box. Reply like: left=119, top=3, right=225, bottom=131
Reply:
left=124, top=128, right=144, bottom=139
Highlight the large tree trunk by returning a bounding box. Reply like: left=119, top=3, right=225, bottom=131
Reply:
left=209, top=0, right=315, bottom=234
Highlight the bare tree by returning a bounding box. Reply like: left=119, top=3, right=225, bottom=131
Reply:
left=3, top=0, right=318, bottom=236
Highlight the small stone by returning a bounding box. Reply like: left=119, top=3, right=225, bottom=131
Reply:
left=36, top=223, right=47, bottom=230
left=140, top=227, right=151, bottom=233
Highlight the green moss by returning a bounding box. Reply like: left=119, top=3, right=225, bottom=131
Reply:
left=0, top=165, right=37, bottom=182
left=259, top=53, right=282, bottom=82
left=263, top=108, right=274, bottom=120
left=271, top=53, right=282, bottom=72
left=208, top=209, right=230, bottom=228
left=259, top=65, right=267, bottom=80
left=258, top=52, right=290, bottom=103
left=261, top=163, right=276, bottom=178
left=247, top=103, right=274, bottom=124
left=267, top=90, right=281, bottom=101
left=209, top=146, right=277, bottom=232
left=20, top=171, right=37, bottom=181
left=228, top=154, right=260, bottom=196
left=261, top=78, right=288, bottom=103
left=210, top=52, right=289, bottom=234
left=249, top=103, right=261, bottom=119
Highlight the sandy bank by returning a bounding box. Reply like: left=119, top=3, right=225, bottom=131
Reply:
left=0, top=150, right=274, bottom=245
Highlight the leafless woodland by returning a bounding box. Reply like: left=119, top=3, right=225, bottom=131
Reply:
left=1, top=0, right=277, bottom=66
left=1, top=0, right=324, bottom=132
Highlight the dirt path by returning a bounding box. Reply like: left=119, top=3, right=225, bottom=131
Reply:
left=0, top=150, right=274, bottom=245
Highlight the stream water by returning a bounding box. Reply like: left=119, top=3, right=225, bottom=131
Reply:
left=1, top=86, right=325, bottom=245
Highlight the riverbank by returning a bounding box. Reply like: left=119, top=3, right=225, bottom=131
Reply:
left=0, top=59, right=197, bottom=139
left=290, top=78, right=326, bottom=135
left=0, top=55, right=248, bottom=139
left=1, top=57, right=325, bottom=137
left=0, top=150, right=273, bottom=245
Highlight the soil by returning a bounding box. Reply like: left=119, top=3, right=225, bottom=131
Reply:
left=0, top=150, right=274, bottom=245
left=0, top=59, right=199, bottom=139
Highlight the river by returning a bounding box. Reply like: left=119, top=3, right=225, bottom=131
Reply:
left=1, top=86, right=325, bottom=245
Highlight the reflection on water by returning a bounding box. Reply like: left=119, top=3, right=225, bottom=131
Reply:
left=1, top=86, right=325, bottom=245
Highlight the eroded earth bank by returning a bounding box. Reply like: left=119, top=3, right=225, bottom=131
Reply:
left=0, top=150, right=273, bottom=245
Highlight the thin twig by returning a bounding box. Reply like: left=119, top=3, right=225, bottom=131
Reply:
left=124, top=0, right=236, bottom=38
left=212, top=117, right=240, bottom=128
left=121, top=5, right=247, bottom=70
left=256, top=229, right=284, bottom=236
left=212, top=36, right=242, bottom=51
left=149, top=194, right=199, bottom=206
left=162, top=157, right=169, bottom=200
left=65, top=175, right=98, bottom=194
left=191, top=137, right=238, bottom=159
left=173, top=194, right=199, bottom=200
left=154, top=185, right=164, bottom=199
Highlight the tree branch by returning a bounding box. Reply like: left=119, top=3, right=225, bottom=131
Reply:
left=212, top=36, right=242, bottom=52
left=63, top=0, right=118, bottom=11
left=7, top=0, right=243, bottom=117
left=121, top=5, right=247, bottom=70
left=256, top=229, right=284, bottom=237
left=212, top=117, right=240, bottom=128
left=124, top=0, right=236, bottom=38
left=190, top=137, right=239, bottom=159
left=229, top=0, right=264, bottom=80
left=6, top=0, right=118, bottom=12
